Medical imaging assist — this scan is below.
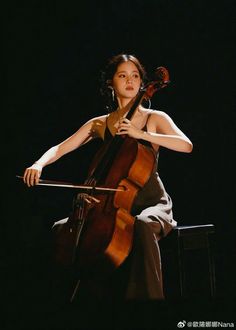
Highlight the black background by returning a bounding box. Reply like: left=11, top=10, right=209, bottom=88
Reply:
left=5, top=0, right=235, bottom=329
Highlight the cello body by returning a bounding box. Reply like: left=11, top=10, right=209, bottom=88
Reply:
left=76, top=136, right=156, bottom=277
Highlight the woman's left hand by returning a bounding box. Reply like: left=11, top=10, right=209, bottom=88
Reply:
left=116, top=118, right=144, bottom=139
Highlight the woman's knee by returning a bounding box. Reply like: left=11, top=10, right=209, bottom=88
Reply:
left=135, top=215, right=162, bottom=236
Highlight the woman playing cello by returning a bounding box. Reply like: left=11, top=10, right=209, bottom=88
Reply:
left=23, top=53, right=193, bottom=301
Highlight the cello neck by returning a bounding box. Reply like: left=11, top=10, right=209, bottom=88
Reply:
left=125, top=89, right=146, bottom=121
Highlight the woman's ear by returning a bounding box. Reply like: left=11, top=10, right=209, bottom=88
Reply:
left=106, top=79, right=112, bottom=88
left=108, top=85, right=115, bottom=101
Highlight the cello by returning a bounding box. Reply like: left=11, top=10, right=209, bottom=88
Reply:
left=20, top=66, right=170, bottom=288
left=52, top=66, right=171, bottom=279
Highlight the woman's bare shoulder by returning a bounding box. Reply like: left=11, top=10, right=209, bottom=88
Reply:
left=88, top=114, right=108, bottom=139
left=87, top=114, right=108, bottom=124
left=140, top=107, right=170, bottom=121
left=148, top=109, right=169, bottom=117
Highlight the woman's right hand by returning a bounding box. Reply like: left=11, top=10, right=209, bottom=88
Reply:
left=23, top=163, right=43, bottom=187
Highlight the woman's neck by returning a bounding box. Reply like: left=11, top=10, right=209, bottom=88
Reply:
left=117, top=96, right=135, bottom=109
left=117, top=98, right=136, bottom=116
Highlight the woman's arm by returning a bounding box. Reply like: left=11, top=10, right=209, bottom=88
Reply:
left=117, top=111, right=193, bottom=153
left=23, top=115, right=107, bottom=186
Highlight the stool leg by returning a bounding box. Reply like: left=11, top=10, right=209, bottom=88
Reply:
left=207, top=234, right=216, bottom=297
left=177, top=237, right=186, bottom=298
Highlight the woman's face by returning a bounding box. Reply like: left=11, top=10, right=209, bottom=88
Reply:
left=112, top=61, right=142, bottom=101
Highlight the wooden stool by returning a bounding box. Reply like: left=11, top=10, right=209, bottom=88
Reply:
left=160, top=224, right=216, bottom=299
